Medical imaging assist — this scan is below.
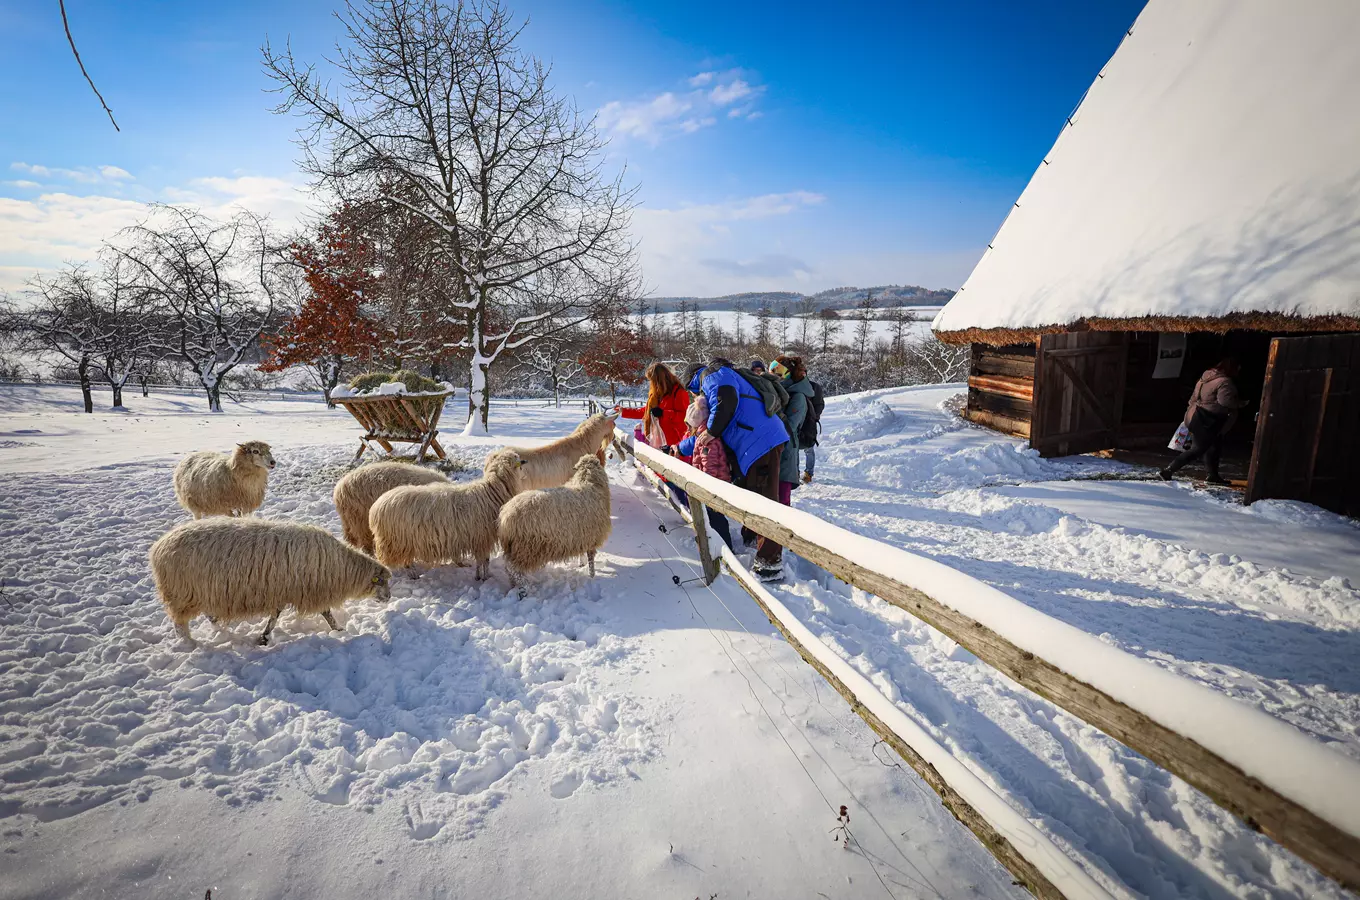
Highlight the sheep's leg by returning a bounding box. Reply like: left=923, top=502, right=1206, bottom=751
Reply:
left=474, top=557, right=489, bottom=581
left=587, top=550, right=596, bottom=578
left=174, top=620, right=197, bottom=646
left=257, top=610, right=280, bottom=646
left=321, top=610, right=340, bottom=631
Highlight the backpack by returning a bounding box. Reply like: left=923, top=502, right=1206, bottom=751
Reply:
left=734, top=367, right=788, bottom=418
left=797, top=380, right=825, bottom=447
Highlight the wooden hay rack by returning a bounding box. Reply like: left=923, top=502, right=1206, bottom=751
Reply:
left=334, top=390, right=453, bottom=464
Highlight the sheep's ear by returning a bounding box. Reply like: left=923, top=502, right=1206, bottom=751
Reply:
left=605, top=411, right=620, bottom=421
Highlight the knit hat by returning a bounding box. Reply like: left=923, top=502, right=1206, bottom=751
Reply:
left=682, top=361, right=705, bottom=388
left=685, top=393, right=709, bottom=431
left=749, top=359, right=766, bottom=373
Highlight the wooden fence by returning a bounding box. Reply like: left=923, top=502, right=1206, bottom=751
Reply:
left=596, top=410, right=1360, bottom=897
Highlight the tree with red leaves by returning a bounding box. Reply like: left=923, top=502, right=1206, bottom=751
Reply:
left=579, top=325, right=653, bottom=403
left=261, top=208, right=381, bottom=406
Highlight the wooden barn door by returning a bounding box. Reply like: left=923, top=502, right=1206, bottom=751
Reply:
left=1029, top=332, right=1128, bottom=457
left=1246, top=334, right=1360, bottom=515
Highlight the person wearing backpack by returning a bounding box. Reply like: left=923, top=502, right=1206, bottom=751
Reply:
left=772, top=356, right=815, bottom=505
left=682, top=358, right=789, bottom=581
left=799, top=376, right=824, bottom=484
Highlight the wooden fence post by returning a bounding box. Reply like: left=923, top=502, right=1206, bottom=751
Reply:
left=688, top=496, right=720, bottom=585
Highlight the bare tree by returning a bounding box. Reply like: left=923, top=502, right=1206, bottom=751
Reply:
left=116, top=206, right=286, bottom=412
left=19, top=257, right=155, bottom=411
left=905, top=333, right=969, bottom=384
left=816, top=308, right=841, bottom=354
left=796, top=296, right=817, bottom=350
left=20, top=268, right=105, bottom=412
left=852, top=292, right=876, bottom=366
left=731, top=299, right=747, bottom=348
left=752, top=298, right=773, bottom=350
left=264, top=0, right=637, bottom=433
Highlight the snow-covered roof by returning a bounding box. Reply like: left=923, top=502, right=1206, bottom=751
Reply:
left=933, top=0, right=1360, bottom=338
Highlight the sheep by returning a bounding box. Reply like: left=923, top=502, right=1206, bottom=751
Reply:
left=369, top=448, right=525, bottom=580
left=513, top=412, right=619, bottom=491
left=148, top=517, right=391, bottom=647
left=498, top=453, right=612, bottom=585
left=173, top=441, right=276, bottom=519
left=333, top=461, right=448, bottom=553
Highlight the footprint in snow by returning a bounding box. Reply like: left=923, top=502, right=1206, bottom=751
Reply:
left=403, top=799, right=444, bottom=840
left=550, top=770, right=583, bottom=799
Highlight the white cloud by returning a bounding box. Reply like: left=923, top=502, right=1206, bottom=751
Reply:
left=10, top=161, right=136, bottom=186
left=0, top=172, right=317, bottom=293
left=4, top=180, right=40, bottom=189
left=709, top=79, right=752, bottom=105
left=598, top=69, right=765, bottom=144
left=631, top=191, right=825, bottom=295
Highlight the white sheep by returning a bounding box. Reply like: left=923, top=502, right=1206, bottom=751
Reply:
left=498, top=453, right=612, bottom=585
left=333, top=461, right=448, bottom=553
left=513, top=413, right=618, bottom=491
left=369, top=448, right=525, bottom=580
left=148, top=517, right=391, bottom=647
left=173, top=441, right=276, bottom=519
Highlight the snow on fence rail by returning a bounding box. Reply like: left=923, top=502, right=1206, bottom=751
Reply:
left=597, top=412, right=1360, bottom=896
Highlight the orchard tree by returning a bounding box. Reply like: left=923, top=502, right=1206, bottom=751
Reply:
left=579, top=325, right=652, bottom=403
left=265, top=0, right=638, bottom=434
left=117, top=206, right=286, bottom=412
left=261, top=208, right=381, bottom=405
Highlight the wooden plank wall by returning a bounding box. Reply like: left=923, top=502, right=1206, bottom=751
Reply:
left=966, top=343, right=1035, bottom=438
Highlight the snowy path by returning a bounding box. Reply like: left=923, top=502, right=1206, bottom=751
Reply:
left=0, top=394, right=1021, bottom=899
left=768, top=385, right=1360, bottom=899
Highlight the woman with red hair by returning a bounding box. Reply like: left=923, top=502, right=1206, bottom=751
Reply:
left=619, top=362, right=690, bottom=448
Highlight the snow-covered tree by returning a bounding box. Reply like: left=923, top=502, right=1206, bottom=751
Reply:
left=20, top=257, right=154, bottom=411
left=261, top=207, right=382, bottom=406
left=117, top=206, right=286, bottom=412
left=265, top=0, right=637, bottom=433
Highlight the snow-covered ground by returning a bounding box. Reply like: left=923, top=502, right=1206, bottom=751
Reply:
left=1, top=382, right=1356, bottom=898
left=0, top=384, right=1020, bottom=900
left=776, top=385, right=1360, bottom=898
left=651, top=305, right=938, bottom=347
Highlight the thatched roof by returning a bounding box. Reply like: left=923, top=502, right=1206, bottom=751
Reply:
left=933, top=0, right=1360, bottom=344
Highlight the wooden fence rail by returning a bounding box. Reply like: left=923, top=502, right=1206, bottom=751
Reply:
left=599, top=414, right=1360, bottom=895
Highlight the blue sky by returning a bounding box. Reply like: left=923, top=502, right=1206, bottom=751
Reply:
left=0, top=0, right=1144, bottom=296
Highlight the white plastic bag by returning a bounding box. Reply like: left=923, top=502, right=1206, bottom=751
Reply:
left=1168, top=423, right=1193, bottom=451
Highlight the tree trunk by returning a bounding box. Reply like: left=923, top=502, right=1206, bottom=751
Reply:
left=141, top=379, right=150, bottom=398
left=112, top=382, right=123, bottom=408
left=462, top=358, right=491, bottom=435
left=208, top=381, right=222, bottom=413
left=78, top=356, right=93, bottom=414
left=323, top=359, right=340, bottom=409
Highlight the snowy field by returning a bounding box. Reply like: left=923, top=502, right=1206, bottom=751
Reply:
left=1, top=382, right=1357, bottom=898
left=651, top=305, right=938, bottom=346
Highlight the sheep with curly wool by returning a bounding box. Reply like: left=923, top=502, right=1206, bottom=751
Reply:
left=513, top=412, right=618, bottom=491
left=369, top=448, right=525, bottom=579
left=173, top=441, right=275, bottom=519
left=333, top=461, right=448, bottom=553
left=149, top=517, right=391, bottom=647
left=498, top=454, right=612, bottom=585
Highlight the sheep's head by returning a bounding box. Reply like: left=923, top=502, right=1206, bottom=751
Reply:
left=370, top=565, right=392, bottom=602
left=572, top=453, right=607, bottom=487
left=582, top=413, right=618, bottom=448
left=236, top=441, right=276, bottom=471
left=482, top=448, right=526, bottom=490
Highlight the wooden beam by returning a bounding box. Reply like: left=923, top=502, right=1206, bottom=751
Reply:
left=688, top=496, right=720, bottom=585
left=969, top=374, right=1034, bottom=402
left=625, top=438, right=1360, bottom=891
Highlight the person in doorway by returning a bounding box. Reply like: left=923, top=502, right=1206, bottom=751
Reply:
left=1160, top=357, right=1250, bottom=485
left=682, top=359, right=789, bottom=581
left=618, top=362, right=690, bottom=449
left=771, top=356, right=815, bottom=505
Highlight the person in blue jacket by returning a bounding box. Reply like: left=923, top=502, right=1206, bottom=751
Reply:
left=682, top=358, right=789, bottom=581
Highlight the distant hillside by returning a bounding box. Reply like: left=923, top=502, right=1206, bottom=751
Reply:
left=651, top=285, right=954, bottom=313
